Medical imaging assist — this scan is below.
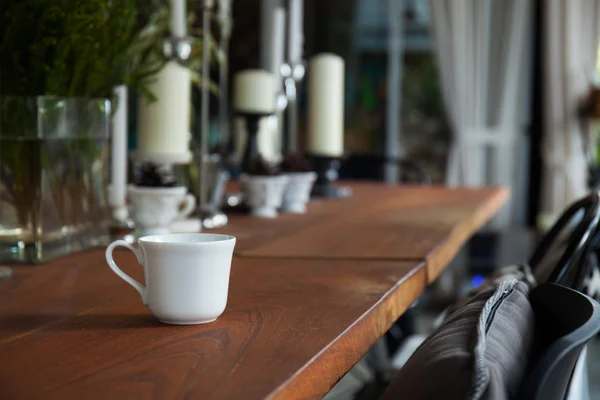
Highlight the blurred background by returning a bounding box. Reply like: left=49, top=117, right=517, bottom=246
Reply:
left=224, top=1, right=600, bottom=398
left=231, top=0, right=451, bottom=183
left=227, top=0, right=533, bottom=225
left=162, top=2, right=600, bottom=396
left=216, top=0, right=600, bottom=273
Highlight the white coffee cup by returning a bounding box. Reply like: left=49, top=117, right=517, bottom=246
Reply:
left=105, top=233, right=236, bottom=325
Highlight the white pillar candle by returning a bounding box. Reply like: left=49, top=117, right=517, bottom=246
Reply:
left=233, top=70, right=276, bottom=114
left=307, top=53, right=345, bottom=156
left=110, top=85, right=128, bottom=210
left=169, top=0, right=187, bottom=36
left=288, top=0, right=304, bottom=64
left=137, top=62, right=191, bottom=159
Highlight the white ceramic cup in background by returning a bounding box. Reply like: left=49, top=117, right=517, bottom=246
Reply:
left=105, top=233, right=236, bottom=325
left=282, top=172, right=317, bottom=214
left=128, top=185, right=196, bottom=235
left=241, top=174, right=289, bottom=218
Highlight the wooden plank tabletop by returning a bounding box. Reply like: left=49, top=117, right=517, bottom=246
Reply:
left=217, top=183, right=509, bottom=282
left=0, top=184, right=507, bottom=399
left=0, top=250, right=424, bottom=400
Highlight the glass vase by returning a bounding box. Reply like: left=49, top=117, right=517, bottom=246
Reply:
left=0, top=96, right=111, bottom=263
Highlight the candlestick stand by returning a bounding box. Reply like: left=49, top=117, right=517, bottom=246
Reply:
left=196, top=153, right=229, bottom=229
left=237, top=111, right=274, bottom=173
left=309, top=154, right=351, bottom=198
left=199, top=1, right=211, bottom=218
left=162, top=36, right=193, bottom=65
left=217, top=0, right=232, bottom=145
left=109, top=205, right=135, bottom=237
left=109, top=85, right=135, bottom=232
left=283, top=62, right=305, bottom=152
left=195, top=0, right=228, bottom=229
left=274, top=65, right=289, bottom=159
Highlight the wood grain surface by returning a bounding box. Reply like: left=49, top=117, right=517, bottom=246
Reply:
left=217, top=183, right=509, bottom=282
left=0, top=250, right=424, bottom=400
left=0, top=183, right=505, bottom=399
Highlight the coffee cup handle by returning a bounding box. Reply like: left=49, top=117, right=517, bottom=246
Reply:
left=178, top=194, right=197, bottom=219
left=105, top=240, right=147, bottom=305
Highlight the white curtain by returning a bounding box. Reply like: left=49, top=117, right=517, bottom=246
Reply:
left=429, top=0, right=533, bottom=228
left=541, top=0, right=600, bottom=220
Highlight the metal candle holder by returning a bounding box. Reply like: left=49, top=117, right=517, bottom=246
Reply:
left=309, top=154, right=351, bottom=198
left=236, top=111, right=275, bottom=173
left=217, top=0, right=232, bottom=145
left=198, top=1, right=212, bottom=217
left=195, top=0, right=229, bottom=229
left=162, top=36, right=193, bottom=65
left=283, top=61, right=305, bottom=152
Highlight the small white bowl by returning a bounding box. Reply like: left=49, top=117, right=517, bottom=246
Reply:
left=241, top=174, right=290, bottom=218
left=282, top=172, right=317, bottom=214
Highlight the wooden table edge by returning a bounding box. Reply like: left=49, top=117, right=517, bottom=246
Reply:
left=267, top=262, right=427, bottom=400
left=425, top=186, right=510, bottom=283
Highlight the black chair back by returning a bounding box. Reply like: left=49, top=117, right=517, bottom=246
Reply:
left=518, top=283, right=600, bottom=400
left=529, top=193, right=600, bottom=291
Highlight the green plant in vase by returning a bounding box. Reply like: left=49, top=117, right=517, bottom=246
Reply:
left=0, top=0, right=217, bottom=262
left=0, top=96, right=114, bottom=262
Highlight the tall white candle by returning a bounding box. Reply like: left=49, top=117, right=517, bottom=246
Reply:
left=233, top=70, right=276, bottom=114
left=288, top=0, right=303, bottom=64
left=271, top=7, right=286, bottom=91
left=110, top=85, right=128, bottom=209
left=307, top=54, right=345, bottom=157
left=137, top=62, right=191, bottom=158
left=169, top=0, right=187, bottom=36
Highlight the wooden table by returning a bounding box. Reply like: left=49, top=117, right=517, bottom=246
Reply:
left=0, top=183, right=508, bottom=400
left=216, top=183, right=509, bottom=282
